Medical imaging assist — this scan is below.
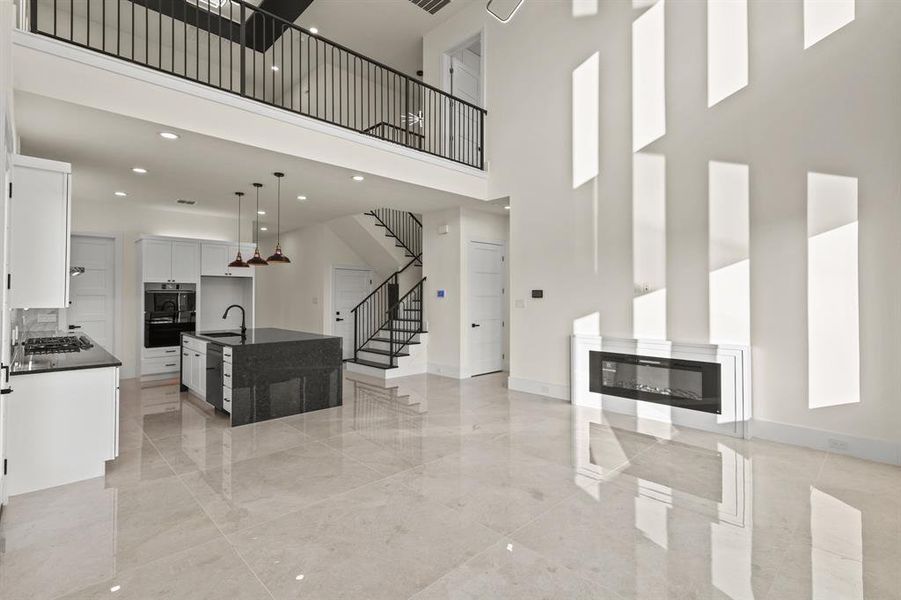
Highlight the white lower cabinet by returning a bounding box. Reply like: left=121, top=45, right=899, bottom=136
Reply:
left=181, top=336, right=207, bottom=398
left=7, top=366, right=119, bottom=496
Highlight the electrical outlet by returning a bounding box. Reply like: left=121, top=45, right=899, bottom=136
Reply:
left=827, top=438, right=849, bottom=452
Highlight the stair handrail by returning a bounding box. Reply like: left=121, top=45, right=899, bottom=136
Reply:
left=366, top=209, right=422, bottom=261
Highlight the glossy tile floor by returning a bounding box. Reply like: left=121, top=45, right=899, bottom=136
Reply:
left=1, top=372, right=899, bottom=599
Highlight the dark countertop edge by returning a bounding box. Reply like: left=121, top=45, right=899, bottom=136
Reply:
left=10, top=360, right=122, bottom=377
left=186, top=328, right=341, bottom=347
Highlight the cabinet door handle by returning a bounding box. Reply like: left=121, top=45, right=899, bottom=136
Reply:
left=165, top=363, right=177, bottom=367
left=166, top=349, right=177, bottom=353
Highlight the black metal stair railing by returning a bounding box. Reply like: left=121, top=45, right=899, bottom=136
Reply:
left=27, top=0, right=486, bottom=169
left=351, top=257, right=422, bottom=364
left=382, top=277, right=425, bottom=367
left=366, top=208, right=422, bottom=262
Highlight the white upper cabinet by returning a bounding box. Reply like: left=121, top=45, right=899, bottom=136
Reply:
left=171, top=241, right=200, bottom=282
left=140, top=239, right=199, bottom=283
left=9, top=155, right=71, bottom=309
left=201, top=242, right=255, bottom=278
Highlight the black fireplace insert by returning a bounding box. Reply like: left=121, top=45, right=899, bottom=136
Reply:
left=589, top=351, right=722, bottom=414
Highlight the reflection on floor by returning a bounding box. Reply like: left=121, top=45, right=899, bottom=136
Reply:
left=0, top=371, right=898, bottom=599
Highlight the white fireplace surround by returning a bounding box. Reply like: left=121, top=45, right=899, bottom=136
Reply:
left=571, top=336, right=752, bottom=439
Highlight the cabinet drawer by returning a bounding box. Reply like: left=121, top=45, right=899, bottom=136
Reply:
left=144, top=346, right=180, bottom=359
left=222, top=387, right=232, bottom=413
left=223, top=361, right=232, bottom=381
left=142, top=356, right=180, bottom=375
left=182, top=336, right=207, bottom=354
left=223, top=347, right=233, bottom=362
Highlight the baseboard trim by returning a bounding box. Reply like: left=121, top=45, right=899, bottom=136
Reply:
left=751, top=419, right=901, bottom=466
left=507, top=376, right=569, bottom=400
left=427, top=362, right=462, bottom=379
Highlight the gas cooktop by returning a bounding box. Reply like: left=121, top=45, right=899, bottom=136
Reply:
left=23, top=335, right=94, bottom=356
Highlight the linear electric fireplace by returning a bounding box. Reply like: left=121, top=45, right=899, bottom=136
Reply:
left=589, top=351, right=722, bottom=414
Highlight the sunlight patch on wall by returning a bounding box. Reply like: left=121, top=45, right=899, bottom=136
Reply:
left=633, top=153, right=666, bottom=340
left=804, top=0, right=855, bottom=49
left=807, top=172, right=859, bottom=409
left=632, top=0, right=666, bottom=152
left=709, top=161, right=750, bottom=345
left=707, top=0, right=748, bottom=107
left=572, top=0, right=598, bottom=17
left=573, top=312, right=600, bottom=335
left=810, top=487, right=863, bottom=598
left=572, top=52, right=600, bottom=189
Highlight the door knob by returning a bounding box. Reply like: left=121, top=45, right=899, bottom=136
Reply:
left=471, top=323, right=480, bottom=328
left=336, top=318, right=344, bottom=322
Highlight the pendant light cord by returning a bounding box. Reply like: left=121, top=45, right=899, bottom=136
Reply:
left=277, top=176, right=281, bottom=245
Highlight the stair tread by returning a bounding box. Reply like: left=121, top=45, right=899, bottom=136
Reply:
left=392, top=318, right=420, bottom=322
left=381, top=327, right=426, bottom=333
left=360, top=347, right=410, bottom=357
left=347, top=358, right=397, bottom=370
left=371, top=336, right=420, bottom=345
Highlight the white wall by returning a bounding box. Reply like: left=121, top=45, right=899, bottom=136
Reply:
left=253, top=223, right=381, bottom=336
left=424, top=0, right=901, bottom=457
left=422, top=206, right=508, bottom=377
left=70, top=195, right=240, bottom=378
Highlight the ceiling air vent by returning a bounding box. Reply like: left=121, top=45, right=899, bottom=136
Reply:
left=176, top=199, right=196, bottom=205
left=409, top=0, right=451, bottom=15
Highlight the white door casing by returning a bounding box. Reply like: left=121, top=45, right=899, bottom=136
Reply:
left=467, top=241, right=505, bottom=376
left=333, top=267, right=373, bottom=360
left=68, top=235, right=115, bottom=353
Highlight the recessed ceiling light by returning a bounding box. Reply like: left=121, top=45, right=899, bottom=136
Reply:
left=114, top=191, right=127, bottom=197
left=296, top=195, right=307, bottom=201
left=271, top=65, right=280, bottom=71
left=309, top=27, right=318, bottom=34
left=257, top=210, right=266, bottom=215
left=132, top=167, right=147, bottom=174
left=260, top=226, right=269, bottom=231
left=159, top=132, right=179, bottom=140
left=504, top=205, right=511, bottom=210
left=352, top=175, right=364, bottom=181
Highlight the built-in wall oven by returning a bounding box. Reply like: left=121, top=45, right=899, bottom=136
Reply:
left=144, top=283, right=196, bottom=348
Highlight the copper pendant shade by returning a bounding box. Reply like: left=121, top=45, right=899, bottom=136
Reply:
left=228, top=191, right=249, bottom=268
left=267, top=172, right=291, bottom=263
left=247, top=183, right=269, bottom=266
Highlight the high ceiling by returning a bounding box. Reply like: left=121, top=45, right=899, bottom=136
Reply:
left=297, top=0, right=480, bottom=76
left=15, top=93, right=498, bottom=231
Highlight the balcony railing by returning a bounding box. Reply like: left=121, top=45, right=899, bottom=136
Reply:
left=26, top=0, right=486, bottom=169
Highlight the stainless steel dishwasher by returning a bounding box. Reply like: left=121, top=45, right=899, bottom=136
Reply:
left=205, top=343, right=224, bottom=412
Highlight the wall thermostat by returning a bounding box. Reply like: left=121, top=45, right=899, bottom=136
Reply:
left=531, top=290, right=544, bottom=298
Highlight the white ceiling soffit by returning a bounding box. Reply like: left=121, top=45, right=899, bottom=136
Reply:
left=14, top=93, right=486, bottom=230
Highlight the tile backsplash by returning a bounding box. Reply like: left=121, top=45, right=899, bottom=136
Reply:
left=10, top=308, right=63, bottom=344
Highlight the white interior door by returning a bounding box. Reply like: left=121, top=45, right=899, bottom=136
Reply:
left=68, top=235, right=115, bottom=352
left=467, top=241, right=504, bottom=376
left=333, top=267, right=373, bottom=360
left=450, top=54, right=481, bottom=164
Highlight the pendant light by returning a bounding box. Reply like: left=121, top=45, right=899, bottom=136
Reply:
left=247, top=183, right=269, bottom=266
left=228, top=192, right=249, bottom=268
left=267, top=172, right=291, bottom=263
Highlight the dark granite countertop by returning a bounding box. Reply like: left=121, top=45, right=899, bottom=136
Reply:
left=11, top=334, right=122, bottom=376
left=188, top=327, right=340, bottom=347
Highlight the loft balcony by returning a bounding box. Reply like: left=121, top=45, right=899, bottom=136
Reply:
left=22, top=0, right=486, bottom=170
